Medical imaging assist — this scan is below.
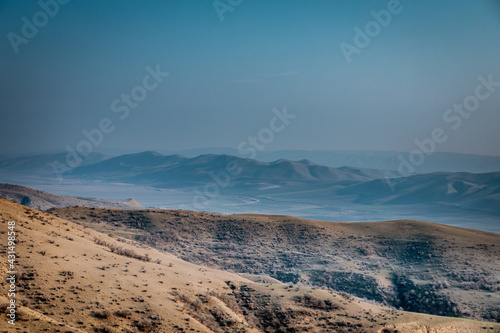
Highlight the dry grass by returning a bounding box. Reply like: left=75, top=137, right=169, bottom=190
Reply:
left=0, top=198, right=498, bottom=332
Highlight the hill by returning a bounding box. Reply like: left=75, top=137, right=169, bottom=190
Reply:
left=2, top=199, right=497, bottom=332
left=50, top=206, right=500, bottom=325
left=337, top=171, right=500, bottom=214
left=0, top=183, right=142, bottom=210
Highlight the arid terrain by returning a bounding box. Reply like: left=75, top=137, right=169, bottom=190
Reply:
left=0, top=184, right=142, bottom=211
left=3, top=0, right=499, bottom=331
left=50, top=206, right=500, bottom=324
left=1, top=198, right=499, bottom=332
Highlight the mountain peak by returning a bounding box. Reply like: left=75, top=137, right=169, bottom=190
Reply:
left=271, top=158, right=293, bottom=164
left=135, top=151, right=164, bottom=157
left=297, top=159, right=316, bottom=165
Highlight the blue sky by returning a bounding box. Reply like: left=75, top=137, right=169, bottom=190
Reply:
left=1, top=0, right=500, bottom=156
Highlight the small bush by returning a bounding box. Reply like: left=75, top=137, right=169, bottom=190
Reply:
left=94, top=325, right=116, bottom=333
left=59, top=270, right=74, bottom=278
left=92, top=309, right=112, bottom=319
left=0, top=302, right=10, bottom=312
left=295, top=293, right=340, bottom=310
left=133, top=318, right=155, bottom=332
left=115, top=309, right=132, bottom=318
left=94, top=238, right=152, bottom=262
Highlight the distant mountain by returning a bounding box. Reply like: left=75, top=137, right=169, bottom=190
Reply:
left=172, top=148, right=500, bottom=174
left=3, top=149, right=499, bottom=180
left=0, top=183, right=142, bottom=210
left=338, top=171, right=500, bottom=214
left=3, top=150, right=499, bottom=225
left=68, top=151, right=394, bottom=187
left=64, top=152, right=500, bottom=219
left=0, top=152, right=111, bottom=178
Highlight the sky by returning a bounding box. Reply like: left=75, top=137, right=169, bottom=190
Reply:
left=1, top=0, right=500, bottom=157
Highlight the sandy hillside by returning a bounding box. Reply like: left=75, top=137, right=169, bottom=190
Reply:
left=50, top=207, right=500, bottom=324
left=0, top=198, right=498, bottom=332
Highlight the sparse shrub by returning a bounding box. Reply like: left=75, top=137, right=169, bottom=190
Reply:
left=19, top=298, right=31, bottom=307
left=92, top=309, right=112, bottom=319
left=132, top=318, right=155, bottom=332
left=94, top=238, right=152, bottom=262
left=0, top=302, right=10, bottom=312
left=218, top=293, right=242, bottom=314
left=94, top=325, right=116, bottom=333
left=59, top=270, right=74, bottom=278
left=356, top=244, right=374, bottom=256
left=115, top=308, right=132, bottom=318
left=295, top=293, right=340, bottom=310
left=381, top=328, right=398, bottom=333
left=246, top=313, right=260, bottom=327
left=191, top=298, right=203, bottom=310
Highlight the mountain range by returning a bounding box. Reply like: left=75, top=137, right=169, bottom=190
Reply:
left=168, top=148, right=500, bottom=174
left=66, top=151, right=394, bottom=186
left=2, top=148, right=500, bottom=178
left=65, top=152, right=500, bottom=216
left=1, top=150, right=499, bottom=231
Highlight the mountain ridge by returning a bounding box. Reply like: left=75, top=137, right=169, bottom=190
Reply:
left=68, top=152, right=393, bottom=185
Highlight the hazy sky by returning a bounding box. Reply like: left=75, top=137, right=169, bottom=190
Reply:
left=1, top=0, right=500, bottom=156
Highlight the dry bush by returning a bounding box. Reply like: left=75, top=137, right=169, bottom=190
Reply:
left=381, top=328, right=398, bottom=333
left=115, top=308, right=132, bottom=318
left=295, top=293, right=341, bottom=310
left=132, top=318, right=155, bottom=332
left=94, top=237, right=151, bottom=262
left=93, top=325, right=116, bottom=333
left=92, top=309, right=112, bottom=319
left=217, top=293, right=242, bottom=314
left=0, top=302, right=10, bottom=312
left=59, top=270, right=74, bottom=278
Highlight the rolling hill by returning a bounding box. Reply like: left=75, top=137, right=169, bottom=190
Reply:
left=337, top=172, right=500, bottom=214
left=3, top=198, right=496, bottom=332
left=0, top=183, right=142, bottom=211
left=50, top=205, right=500, bottom=325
